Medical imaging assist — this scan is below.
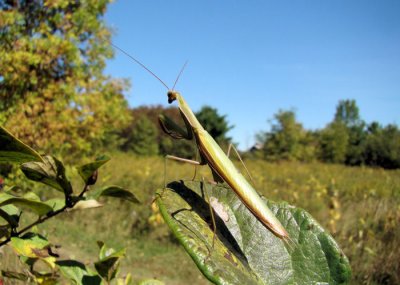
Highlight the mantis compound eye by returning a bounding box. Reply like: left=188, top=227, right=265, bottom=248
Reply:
left=167, top=90, right=179, bottom=104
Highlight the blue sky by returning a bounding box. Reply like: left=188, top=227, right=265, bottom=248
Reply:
left=105, top=1, right=399, bottom=150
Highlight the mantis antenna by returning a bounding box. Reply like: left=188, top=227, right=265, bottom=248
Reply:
left=110, top=42, right=170, bottom=90
left=172, top=60, right=188, bottom=90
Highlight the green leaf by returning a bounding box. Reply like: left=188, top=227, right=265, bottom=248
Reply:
left=0, top=204, right=20, bottom=227
left=90, top=186, right=139, bottom=204
left=57, top=260, right=102, bottom=285
left=0, top=192, right=52, bottom=216
left=76, top=155, right=110, bottom=185
left=21, top=155, right=72, bottom=195
left=10, top=233, right=56, bottom=268
left=0, top=126, right=44, bottom=163
left=44, top=198, right=65, bottom=212
left=156, top=180, right=351, bottom=285
left=94, top=243, right=125, bottom=282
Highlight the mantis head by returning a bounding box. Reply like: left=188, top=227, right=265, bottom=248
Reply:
left=167, top=90, right=180, bottom=104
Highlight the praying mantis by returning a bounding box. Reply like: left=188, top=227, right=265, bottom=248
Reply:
left=112, top=44, right=291, bottom=242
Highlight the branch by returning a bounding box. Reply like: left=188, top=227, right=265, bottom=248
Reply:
left=0, top=183, right=90, bottom=247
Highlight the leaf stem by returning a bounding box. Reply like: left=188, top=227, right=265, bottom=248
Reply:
left=0, top=183, right=89, bottom=247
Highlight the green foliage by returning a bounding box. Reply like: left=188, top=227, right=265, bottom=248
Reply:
left=77, top=155, right=110, bottom=185
left=0, top=126, right=43, bottom=163
left=255, top=99, right=400, bottom=169
left=0, top=0, right=130, bottom=158
left=318, top=121, right=349, bottom=163
left=363, top=123, right=400, bottom=169
left=0, top=126, right=142, bottom=284
left=195, top=105, right=233, bottom=146
left=123, top=116, right=159, bottom=156
left=334, top=99, right=362, bottom=127
left=6, top=154, right=395, bottom=284
left=157, top=180, right=351, bottom=285
left=260, top=110, right=315, bottom=162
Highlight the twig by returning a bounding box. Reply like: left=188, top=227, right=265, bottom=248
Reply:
left=0, top=183, right=89, bottom=247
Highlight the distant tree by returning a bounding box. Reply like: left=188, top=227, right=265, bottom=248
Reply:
left=334, top=99, right=362, bottom=127
left=261, top=110, right=314, bottom=161
left=363, top=124, right=400, bottom=169
left=333, top=99, right=366, bottom=165
left=0, top=0, right=129, bottom=157
left=318, top=121, right=349, bottom=164
left=195, top=106, right=233, bottom=146
left=122, top=116, right=159, bottom=156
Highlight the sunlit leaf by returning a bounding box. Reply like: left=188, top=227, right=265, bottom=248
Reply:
left=156, top=180, right=351, bottom=285
left=0, top=126, right=43, bottom=163
left=76, top=155, right=110, bottom=185
left=71, top=200, right=103, bottom=211
left=44, top=198, right=65, bottom=212
left=10, top=233, right=56, bottom=268
left=0, top=204, right=20, bottom=227
left=57, top=260, right=102, bottom=285
left=21, top=155, right=72, bottom=195
left=0, top=192, right=52, bottom=216
left=90, top=186, right=139, bottom=204
left=94, top=243, right=125, bottom=282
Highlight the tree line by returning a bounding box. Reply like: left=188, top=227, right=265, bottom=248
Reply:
left=255, top=99, right=400, bottom=169
left=116, top=100, right=400, bottom=170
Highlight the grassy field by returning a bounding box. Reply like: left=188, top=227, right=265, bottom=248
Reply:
left=2, top=153, right=400, bottom=284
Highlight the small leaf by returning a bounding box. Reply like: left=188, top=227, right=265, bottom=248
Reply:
left=71, top=200, right=103, bottom=211
left=21, top=155, right=72, bottom=195
left=44, top=198, right=65, bottom=212
left=94, top=243, right=125, bottom=282
left=77, top=155, right=110, bottom=185
left=0, top=126, right=43, bottom=163
left=57, top=260, right=102, bottom=285
left=0, top=192, right=52, bottom=216
left=0, top=204, right=20, bottom=227
left=90, top=186, right=139, bottom=204
left=98, top=243, right=125, bottom=260
left=10, top=233, right=50, bottom=259
left=156, top=180, right=352, bottom=285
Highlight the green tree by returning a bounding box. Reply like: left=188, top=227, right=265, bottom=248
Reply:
left=318, top=121, right=349, bottom=163
left=363, top=123, right=400, bottom=169
left=195, top=105, right=233, bottom=146
left=334, top=99, right=362, bottom=127
left=261, top=110, right=314, bottom=161
left=0, top=0, right=129, bottom=157
left=333, top=99, right=366, bottom=165
left=122, top=116, right=159, bottom=156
